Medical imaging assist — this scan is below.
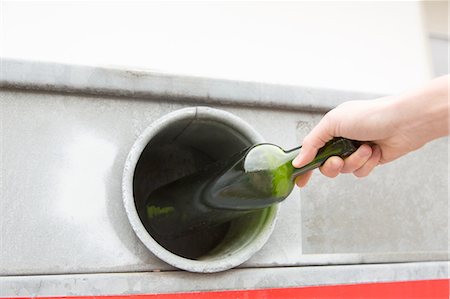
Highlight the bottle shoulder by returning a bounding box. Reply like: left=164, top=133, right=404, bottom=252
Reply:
left=244, top=143, right=295, bottom=172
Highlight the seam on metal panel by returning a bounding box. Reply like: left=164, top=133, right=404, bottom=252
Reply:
left=0, top=261, right=448, bottom=278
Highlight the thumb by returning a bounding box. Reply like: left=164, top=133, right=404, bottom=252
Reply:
left=292, top=137, right=323, bottom=168
left=292, top=120, right=335, bottom=168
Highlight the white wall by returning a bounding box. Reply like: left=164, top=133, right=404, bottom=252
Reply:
left=1, top=1, right=433, bottom=95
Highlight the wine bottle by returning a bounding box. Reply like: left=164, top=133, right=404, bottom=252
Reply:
left=145, top=137, right=361, bottom=239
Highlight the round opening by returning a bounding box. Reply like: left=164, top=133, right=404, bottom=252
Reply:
left=123, top=107, right=278, bottom=272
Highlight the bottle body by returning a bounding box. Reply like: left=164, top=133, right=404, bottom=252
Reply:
left=145, top=138, right=360, bottom=239
left=203, top=143, right=298, bottom=210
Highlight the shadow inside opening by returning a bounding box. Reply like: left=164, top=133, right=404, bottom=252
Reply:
left=133, top=119, right=252, bottom=259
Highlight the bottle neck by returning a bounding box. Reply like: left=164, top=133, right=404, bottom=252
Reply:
left=286, top=138, right=361, bottom=181
left=282, top=146, right=305, bottom=181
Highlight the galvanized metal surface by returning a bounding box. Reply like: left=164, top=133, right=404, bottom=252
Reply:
left=0, top=60, right=448, bottom=291
left=1, top=262, right=448, bottom=297
left=301, top=136, right=449, bottom=254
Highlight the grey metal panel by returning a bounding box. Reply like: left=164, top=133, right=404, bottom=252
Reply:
left=0, top=59, right=377, bottom=113
left=299, top=136, right=449, bottom=254
left=1, top=262, right=448, bottom=297
left=1, top=89, right=448, bottom=277
left=1, top=91, right=178, bottom=275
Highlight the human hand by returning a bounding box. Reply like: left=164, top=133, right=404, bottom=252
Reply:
left=292, top=75, right=449, bottom=187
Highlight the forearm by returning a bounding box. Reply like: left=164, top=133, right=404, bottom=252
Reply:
left=391, top=75, right=449, bottom=145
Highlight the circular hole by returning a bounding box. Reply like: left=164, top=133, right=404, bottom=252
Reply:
left=124, top=107, right=278, bottom=271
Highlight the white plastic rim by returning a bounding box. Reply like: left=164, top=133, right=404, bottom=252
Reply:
left=122, top=106, right=279, bottom=273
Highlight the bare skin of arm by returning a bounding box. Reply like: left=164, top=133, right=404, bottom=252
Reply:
left=292, top=75, right=449, bottom=187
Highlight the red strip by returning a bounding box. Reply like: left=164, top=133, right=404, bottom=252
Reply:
left=8, top=279, right=449, bottom=299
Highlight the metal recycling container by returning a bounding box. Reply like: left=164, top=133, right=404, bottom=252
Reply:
left=0, top=59, right=448, bottom=297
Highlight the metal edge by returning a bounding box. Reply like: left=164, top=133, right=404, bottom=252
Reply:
left=0, top=58, right=380, bottom=112
left=0, top=262, right=448, bottom=297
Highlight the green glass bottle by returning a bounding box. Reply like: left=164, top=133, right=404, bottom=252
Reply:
left=146, top=137, right=361, bottom=239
